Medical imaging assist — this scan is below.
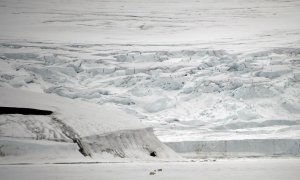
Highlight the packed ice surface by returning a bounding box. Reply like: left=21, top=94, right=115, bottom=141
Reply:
left=1, top=159, right=300, bottom=180
left=0, top=0, right=300, bottom=158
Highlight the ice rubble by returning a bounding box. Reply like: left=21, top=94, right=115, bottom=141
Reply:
left=1, top=47, right=299, bottom=142
left=0, top=46, right=299, bottom=157
left=0, top=87, right=179, bottom=162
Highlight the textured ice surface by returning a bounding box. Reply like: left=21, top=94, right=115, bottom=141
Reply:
left=1, top=47, right=299, bottom=142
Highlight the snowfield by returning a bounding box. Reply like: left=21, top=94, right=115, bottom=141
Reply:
left=0, top=0, right=300, bottom=163
left=1, top=0, right=300, bottom=52
left=1, top=159, right=300, bottom=180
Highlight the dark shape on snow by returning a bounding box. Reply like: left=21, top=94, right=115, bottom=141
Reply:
left=150, top=151, right=157, bottom=157
left=0, top=106, right=53, bottom=115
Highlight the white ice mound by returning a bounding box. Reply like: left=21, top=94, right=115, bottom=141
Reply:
left=0, top=87, right=179, bottom=161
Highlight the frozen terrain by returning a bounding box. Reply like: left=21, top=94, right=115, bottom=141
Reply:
left=1, top=0, right=300, bottom=52
left=1, top=159, right=300, bottom=180
left=0, top=87, right=179, bottom=163
left=0, top=0, right=300, bottom=159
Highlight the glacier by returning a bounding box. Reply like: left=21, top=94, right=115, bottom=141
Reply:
left=0, top=0, right=300, bottom=161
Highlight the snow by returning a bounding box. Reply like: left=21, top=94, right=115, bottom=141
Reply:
left=0, top=87, right=179, bottom=162
left=0, top=0, right=300, bottom=160
left=166, top=139, right=300, bottom=158
left=0, top=87, right=144, bottom=136
left=0, top=115, right=69, bottom=140
left=1, top=0, right=300, bottom=52
left=0, top=159, right=300, bottom=180
left=1, top=48, right=299, bottom=143
left=0, top=137, right=84, bottom=164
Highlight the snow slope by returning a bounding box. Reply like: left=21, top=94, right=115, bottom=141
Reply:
left=0, top=87, right=179, bottom=162
left=0, top=87, right=144, bottom=136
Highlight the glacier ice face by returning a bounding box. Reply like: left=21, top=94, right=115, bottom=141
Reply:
left=165, top=139, right=300, bottom=158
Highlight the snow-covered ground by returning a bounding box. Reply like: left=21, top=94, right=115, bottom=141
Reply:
left=0, top=0, right=300, bottom=159
left=1, top=159, right=300, bottom=180
left=1, top=0, right=300, bottom=52
left=0, top=87, right=179, bottom=162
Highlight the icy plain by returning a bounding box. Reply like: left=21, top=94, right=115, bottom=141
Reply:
left=1, top=159, right=300, bottom=180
